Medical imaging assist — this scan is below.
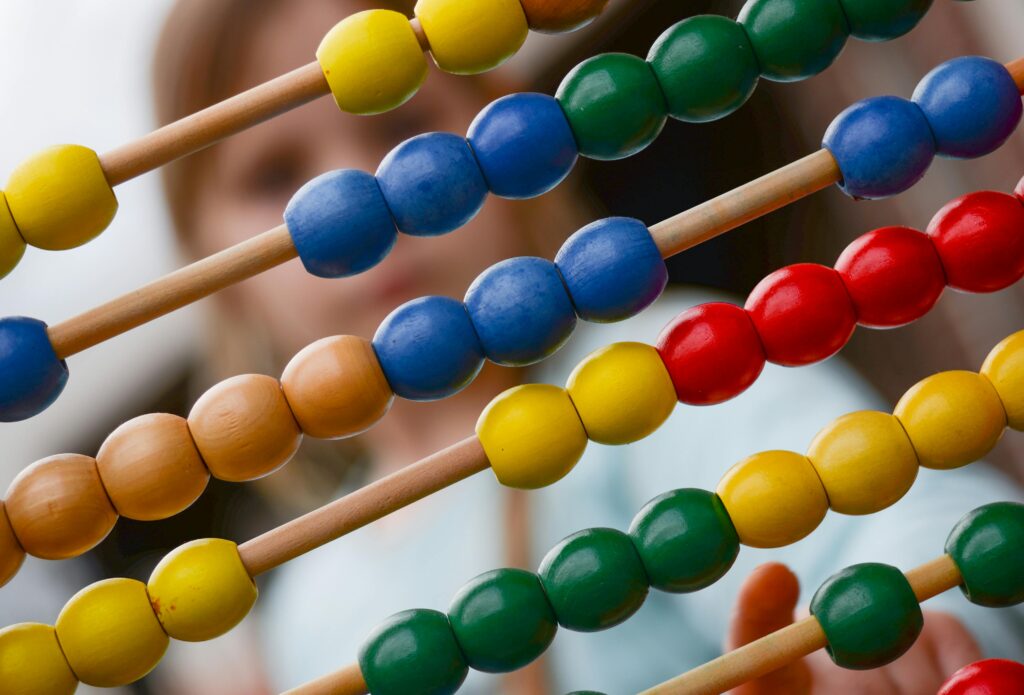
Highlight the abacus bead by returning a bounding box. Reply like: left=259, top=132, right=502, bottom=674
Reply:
left=834, top=226, right=945, bottom=328
left=566, top=342, right=676, bottom=445
left=148, top=538, right=258, bottom=641
left=56, top=578, right=169, bottom=687
left=468, top=93, right=578, bottom=199
left=359, top=609, right=468, bottom=695
left=628, top=488, right=739, bottom=593
left=316, top=10, right=427, bottom=115
left=939, top=659, right=1024, bottom=695
left=281, top=335, right=394, bottom=439
left=519, top=0, right=609, bottom=33
left=5, top=145, right=117, bottom=250
left=0, top=192, right=25, bottom=280
left=477, top=384, right=588, bottom=489
left=448, top=568, right=557, bottom=673
left=0, top=502, right=24, bottom=588
left=717, top=450, right=828, bottom=548
left=745, top=263, right=856, bottom=367
left=982, top=331, right=1024, bottom=431
left=556, top=53, right=668, bottom=161
left=648, top=16, right=760, bottom=123
left=810, top=563, right=923, bottom=669
left=376, top=133, right=489, bottom=236
left=894, top=371, right=1006, bottom=470
left=1017, top=175, right=1024, bottom=202
left=807, top=411, right=919, bottom=515
left=555, top=217, right=668, bottom=323
left=738, top=0, right=850, bottom=82
left=823, top=96, right=936, bottom=200
left=373, top=296, right=484, bottom=401
left=0, top=316, right=68, bottom=422
left=538, top=528, right=649, bottom=632
left=96, top=413, right=210, bottom=521
left=187, top=374, right=302, bottom=482
left=284, top=169, right=397, bottom=278
left=838, top=0, right=932, bottom=41
left=0, top=623, right=77, bottom=695
left=5, top=454, right=117, bottom=560
left=415, top=0, right=528, bottom=75
left=945, top=501, right=1024, bottom=608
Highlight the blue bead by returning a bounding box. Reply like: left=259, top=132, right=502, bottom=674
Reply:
left=465, top=257, right=577, bottom=367
left=376, top=133, right=489, bottom=237
left=468, top=93, right=579, bottom=200
left=912, top=56, right=1023, bottom=160
left=284, top=169, right=397, bottom=278
left=555, top=217, right=668, bottom=323
left=0, top=317, right=68, bottom=422
left=822, top=96, right=936, bottom=200
left=373, top=296, right=484, bottom=401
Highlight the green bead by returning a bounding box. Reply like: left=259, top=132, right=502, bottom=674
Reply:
left=538, top=527, right=650, bottom=632
left=448, top=568, right=557, bottom=673
left=738, top=0, right=850, bottom=82
left=647, top=16, right=760, bottom=123
left=358, top=609, right=468, bottom=695
left=628, top=489, right=740, bottom=593
left=839, top=0, right=933, bottom=41
left=556, top=53, right=668, bottom=161
left=810, top=563, right=923, bottom=670
left=945, top=501, right=1024, bottom=608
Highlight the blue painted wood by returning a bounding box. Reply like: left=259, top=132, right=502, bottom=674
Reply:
left=0, top=316, right=68, bottom=422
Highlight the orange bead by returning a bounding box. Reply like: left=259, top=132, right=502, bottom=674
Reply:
left=188, top=375, right=302, bottom=482
left=5, top=454, right=117, bottom=560
left=0, top=501, right=25, bottom=588
left=519, top=0, right=609, bottom=33
left=96, top=413, right=211, bottom=521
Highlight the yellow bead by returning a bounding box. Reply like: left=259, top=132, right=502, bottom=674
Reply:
left=317, top=10, right=428, bottom=115
left=0, top=192, right=25, bottom=280
left=807, top=411, right=919, bottom=515
left=5, top=145, right=117, bottom=251
left=415, top=0, right=529, bottom=75
left=894, top=370, right=1007, bottom=470
left=477, top=384, right=588, bottom=489
left=981, top=330, right=1024, bottom=431
left=717, top=450, right=828, bottom=548
left=148, top=538, right=257, bottom=642
left=0, top=623, right=77, bottom=695
left=566, top=342, right=676, bottom=445
left=56, top=578, right=168, bottom=687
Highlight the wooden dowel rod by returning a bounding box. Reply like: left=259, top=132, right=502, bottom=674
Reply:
left=1009, top=56, right=1024, bottom=92
left=282, top=663, right=368, bottom=695
left=905, top=554, right=962, bottom=603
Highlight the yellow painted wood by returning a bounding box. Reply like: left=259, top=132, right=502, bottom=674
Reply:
left=0, top=623, right=77, bottom=695
left=415, top=0, right=528, bottom=74
left=0, top=192, right=25, bottom=280
left=981, top=329, right=1024, bottom=431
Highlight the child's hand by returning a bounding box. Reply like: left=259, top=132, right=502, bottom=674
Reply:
left=726, top=563, right=983, bottom=694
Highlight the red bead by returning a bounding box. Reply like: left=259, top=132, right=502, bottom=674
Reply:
left=656, top=302, right=766, bottom=405
left=938, top=658, right=1024, bottom=695
left=834, top=226, right=946, bottom=328
left=927, top=191, right=1024, bottom=293
left=745, top=263, right=856, bottom=367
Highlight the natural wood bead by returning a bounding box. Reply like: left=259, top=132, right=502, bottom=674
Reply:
left=5, top=454, right=117, bottom=560
left=188, top=374, right=303, bottom=482
left=96, top=413, right=211, bottom=521
left=0, top=501, right=25, bottom=588
left=519, top=0, right=609, bottom=33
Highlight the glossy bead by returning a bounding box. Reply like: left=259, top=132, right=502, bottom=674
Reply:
left=838, top=0, right=932, bottom=41
left=717, top=450, right=828, bottom=548
left=468, top=93, right=578, bottom=199
left=538, top=528, right=649, bottom=632
left=939, top=659, right=1024, bottom=695
left=745, top=263, right=856, bottom=366
left=555, top=217, right=668, bottom=322
left=0, top=316, right=68, bottom=422
left=628, top=488, right=739, bottom=593
left=0, top=623, right=77, bottom=695
left=982, top=330, right=1024, bottom=431
left=566, top=342, right=676, bottom=445
left=281, top=335, right=394, bottom=439
left=359, top=609, right=468, bottom=695
left=834, top=226, right=945, bottom=328
left=5, top=454, right=117, bottom=560
left=894, top=371, right=1006, bottom=470
left=5, top=144, right=117, bottom=250
left=284, top=169, right=397, bottom=278
left=0, top=192, right=25, bottom=280
left=823, top=96, right=936, bottom=200
left=465, top=257, right=577, bottom=367
left=148, top=538, right=258, bottom=641
left=556, top=53, right=668, bottom=161
left=926, top=191, right=1024, bottom=293
left=945, top=502, right=1024, bottom=608
left=0, top=502, right=24, bottom=588
left=810, top=563, right=923, bottom=669
left=519, top=0, right=609, bottom=33
left=316, top=10, right=427, bottom=115
left=807, top=411, right=919, bottom=515
left=415, top=0, right=528, bottom=75
left=738, top=0, right=850, bottom=82
left=477, top=384, right=588, bottom=489
left=373, top=296, right=484, bottom=401
left=56, top=578, right=169, bottom=687
left=1016, top=175, right=1024, bottom=202
left=448, top=568, right=557, bottom=673
left=187, top=374, right=303, bottom=482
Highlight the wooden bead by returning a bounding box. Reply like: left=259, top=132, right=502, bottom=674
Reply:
left=518, top=0, right=608, bottom=33
left=0, top=623, right=78, bottom=695
left=0, top=192, right=25, bottom=280
left=0, top=501, right=25, bottom=588
left=5, top=454, right=117, bottom=560
left=838, top=0, right=932, bottom=41
left=738, top=0, right=849, bottom=82
left=945, top=501, right=1024, bottom=608
left=0, top=316, right=69, bottom=423
left=360, top=609, right=468, bottom=695
left=717, top=450, right=828, bottom=548
left=939, top=659, right=1024, bottom=695
left=282, top=336, right=393, bottom=440
left=982, top=330, right=1024, bottom=431
left=188, top=374, right=302, bottom=482
left=415, top=0, right=528, bottom=75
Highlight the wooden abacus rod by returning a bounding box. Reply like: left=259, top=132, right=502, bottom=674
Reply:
left=1010, top=57, right=1024, bottom=91
left=282, top=664, right=368, bottom=695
